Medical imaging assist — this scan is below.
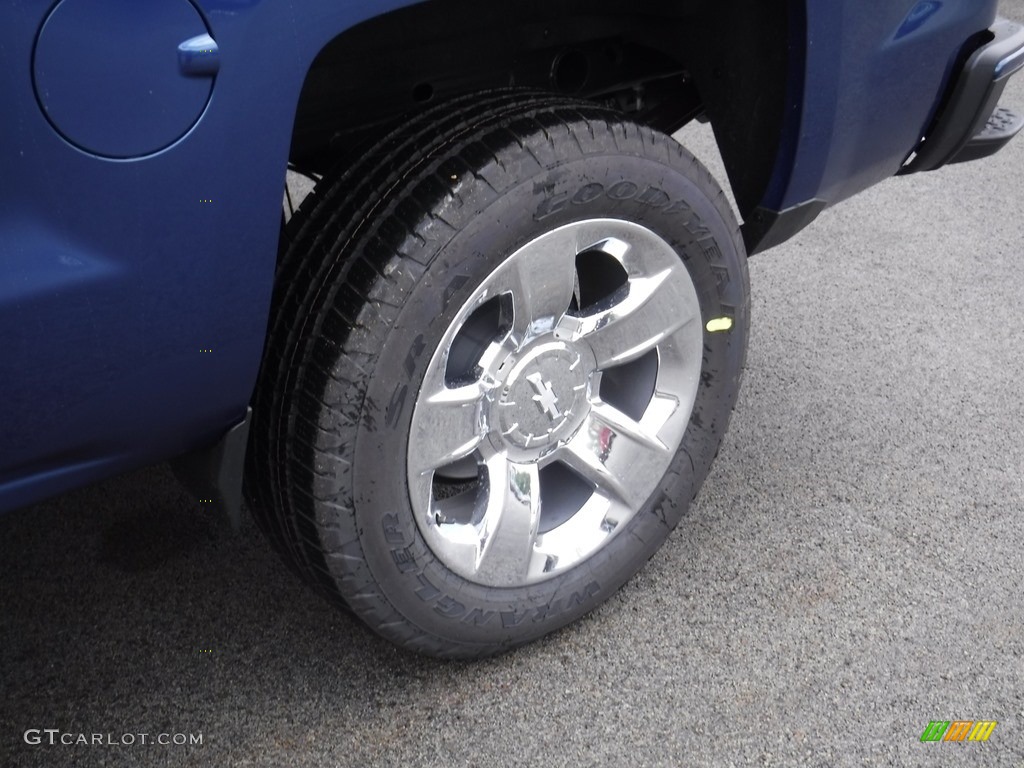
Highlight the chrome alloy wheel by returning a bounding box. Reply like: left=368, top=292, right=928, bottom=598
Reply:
left=407, top=218, right=703, bottom=587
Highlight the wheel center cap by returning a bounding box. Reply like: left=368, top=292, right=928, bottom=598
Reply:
left=492, top=340, right=590, bottom=455
left=525, top=371, right=562, bottom=421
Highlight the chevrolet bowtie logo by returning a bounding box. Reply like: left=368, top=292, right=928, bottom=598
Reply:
left=526, top=372, right=561, bottom=420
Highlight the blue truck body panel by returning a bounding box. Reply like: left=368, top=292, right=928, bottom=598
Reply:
left=0, top=0, right=1007, bottom=513
left=777, top=0, right=999, bottom=210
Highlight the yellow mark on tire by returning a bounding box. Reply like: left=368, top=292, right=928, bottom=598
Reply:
left=705, top=317, right=733, bottom=333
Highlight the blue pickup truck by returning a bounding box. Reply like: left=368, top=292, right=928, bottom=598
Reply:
left=2, top=0, right=1021, bottom=657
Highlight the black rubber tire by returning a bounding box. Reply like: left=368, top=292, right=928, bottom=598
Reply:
left=245, top=91, right=750, bottom=658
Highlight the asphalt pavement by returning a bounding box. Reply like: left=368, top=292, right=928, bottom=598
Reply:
left=3, top=9, right=1024, bottom=767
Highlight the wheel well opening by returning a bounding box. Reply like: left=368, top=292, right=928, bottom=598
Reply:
left=287, top=0, right=712, bottom=175
left=284, top=0, right=794, bottom=230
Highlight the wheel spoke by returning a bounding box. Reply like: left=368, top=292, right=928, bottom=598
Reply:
left=408, top=382, right=486, bottom=476
left=553, top=402, right=672, bottom=510
left=567, top=267, right=700, bottom=368
left=493, top=226, right=578, bottom=339
left=473, top=455, right=542, bottom=583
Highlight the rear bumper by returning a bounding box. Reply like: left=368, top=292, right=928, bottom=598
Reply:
left=902, top=17, right=1024, bottom=173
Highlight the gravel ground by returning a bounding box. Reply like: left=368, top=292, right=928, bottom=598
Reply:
left=3, top=8, right=1024, bottom=767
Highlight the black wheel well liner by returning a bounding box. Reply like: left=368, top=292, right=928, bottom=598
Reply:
left=288, top=0, right=797, bottom=223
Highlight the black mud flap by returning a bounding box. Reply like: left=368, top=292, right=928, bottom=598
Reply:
left=170, top=408, right=251, bottom=532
